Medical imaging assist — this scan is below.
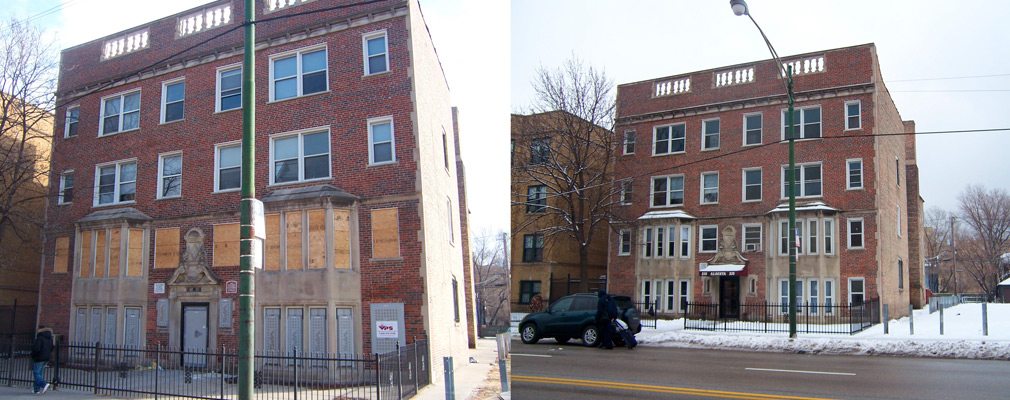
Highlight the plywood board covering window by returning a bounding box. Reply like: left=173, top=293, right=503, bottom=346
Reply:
left=265, top=214, right=281, bottom=271
left=214, top=223, right=240, bottom=266
left=80, top=231, right=93, bottom=277
left=286, top=211, right=303, bottom=270
left=371, top=208, right=399, bottom=259
left=94, top=230, right=106, bottom=277
left=127, top=229, right=144, bottom=277
left=333, top=209, right=351, bottom=269
left=109, top=228, right=121, bottom=277
left=155, top=228, right=180, bottom=269
left=308, top=210, right=326, bottom=269
left=54, top=237, right=70, bottom=273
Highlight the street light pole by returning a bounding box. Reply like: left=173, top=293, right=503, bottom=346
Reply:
left=730, top=0, right=799, bottom=338
left=238, top=0, right=257, bottom=398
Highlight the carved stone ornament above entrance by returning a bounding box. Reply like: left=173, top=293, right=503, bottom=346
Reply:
left=167, top=228, right=220, bottom=287
left=707, top=226, right=748, bottom=265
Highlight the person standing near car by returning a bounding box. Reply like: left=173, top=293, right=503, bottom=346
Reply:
left=595, top=290, right=617, bottom=349
left=30, top=326, right=54, bottom=394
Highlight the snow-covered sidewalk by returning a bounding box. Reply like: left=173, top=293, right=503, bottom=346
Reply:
left=637, top=303, right=1010, bottom=360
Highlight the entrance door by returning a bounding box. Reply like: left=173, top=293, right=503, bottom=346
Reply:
left=719, top=277, right=741, bottom=319
left=182, top=304, right=209, bottom=368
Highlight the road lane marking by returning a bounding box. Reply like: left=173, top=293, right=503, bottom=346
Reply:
left=745, top=367, right=856, bottom=376
left=510, top=353, right=552, bottom=357
left=513, top=375, right=839, bottom=400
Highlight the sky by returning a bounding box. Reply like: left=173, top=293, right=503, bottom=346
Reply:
left=9, top=0, right=511, bottom=239
left=511, top=0, right=1010, bottom=218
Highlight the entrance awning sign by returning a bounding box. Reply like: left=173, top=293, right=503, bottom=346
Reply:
left=699, top=263, right=747, bottom=276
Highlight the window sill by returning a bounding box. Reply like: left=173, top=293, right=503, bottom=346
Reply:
left=370, top=257, right=403, bottom=262
left=58, top=202, right=72, bottom=206
left=159, top=118, right=185, bottom=126
left=845, top=187, right=864, bottom=191
left=214, top=189, right=241, bottom=194
left=844, top=127, right=862, bottom=132
left=651, top=151, right=685, bottom=157
left=215, top=107, right=242, bottom=115
left=742, top=199, right=762, bottom=203
left=268, top=90, right=330, bottom=104
left=700, top=202, right=718, bottom=206
left=268, top=176, right=332, bottom=188
left=742, top=142, right=762, bottom=147
left=622, top=152, right=635, bottom=156
left=700, top=147, right=720, bottom=152
left=649, top=204, right=685, bottom=209
left=368, top=161, right=398, bottom=168
left=156, top=196, right=182, bottom=201
left=363, top=70, right=392, bottom=78
left=92, top=201, right=137, bottom=209
left=98, top=128, right=140, bottom=138
left=618, top=253, right=630, bottom=257
left=619, top=202, right=631, bottom=206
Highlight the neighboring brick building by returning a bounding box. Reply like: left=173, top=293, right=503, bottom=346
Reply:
left=609, top=44, right=924, bottom=319
left=39, top=0, right=473, bottom=379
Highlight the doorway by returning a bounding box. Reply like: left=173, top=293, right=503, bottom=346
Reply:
left=181, top=303, right=209, bottom=368
left=718, top=276, right=740, bottom=319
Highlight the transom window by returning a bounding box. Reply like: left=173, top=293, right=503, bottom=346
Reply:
left=701, top=172, right=718, bottom=204
left=845, top=100, right=861, bottom=130
left=95, top=160, right=136, bottom=206
left=101, top=90, right=141, bottom=136
left=215, top=142, right=241, bottom=192
left=699, top=225, right=718, bottom=253
left=847, top=159, right=863, bottom=189
left=781, top=105, right=821, bottom=139
left=368, top=117, right=396, bottom=165
left=161, top=79, right=185, bottom=123
left=653, top=123, right=685, bottom=155
left=781, top=163, right=822, bottom=198
left=702, top=119, right=720, bottom=150
left=217, top=65, right=242, bottom=112
left=271, top=46, right=327, bottom=101
left=158, top=153, right=182, bottom=199
left=651, top=175, right=684, bottom=207
left=65, top=106, right=79, bottom=138
left=59, top=171, right=74, bottom=204
left=743, top=168, right=762, bottom=202
left=363, top=31, right=388, bottom=75
left=526, top=185, right=546, bottom=213
left=271, top=129, right=331, bottom=184
left=744, top=113, right=761, bottom=146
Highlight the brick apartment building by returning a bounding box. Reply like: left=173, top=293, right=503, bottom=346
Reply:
left=609, top=44, right=925, bottom=320
left=39, top=0, right=474, bottom=378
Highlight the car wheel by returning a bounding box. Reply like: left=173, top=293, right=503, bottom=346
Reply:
left=520, top=324, right=539, bottom=344
left=581, top=326, right=599, bottom=347
left=554, top=336, right=570, bottom=344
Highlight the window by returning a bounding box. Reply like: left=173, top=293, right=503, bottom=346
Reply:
left=667, top=226, right=676, bottom=258
left=895, top=158, right=900, bottom=186
left=620, top=181, right=633, bottom=205
left=216, top=65, right=242, bottom=112
left=779, top=220, right=791, bottom=256
left=362, top=31, right=388, bottom=75
left=95, top=160, right=136, bottom=206
left=702, top=119, right=719, bottom=150
left=270, top=46, right=327, bottom=101
left=897, top=205, right=902, bottom=237
left=749, top=277, right=757, bottom=295
left=447, top=199, right=454, bottom=244
left=848, top=278, right=865, bottom=306
left=703, top=278, right=711, bottom=294
left=158, top=152, right=182, bottom=199
left=807, top=219, right=819, bottom=254
left=846, top=159, right=863, bottom=189
left=781, top=163, right=822, bottom=198
left=442, top=130, right=450, bottom=170
left=623, top=131, right=635, bottom=154
left=215, top=142, right=241, bottom=192
left=808, top=279, right=819, bottom=314
left=100, top=90, right=141, bottom=135
left=271, top=129, right=330, bottom=184
left=796, top=221, right=804, bottom=254
left=518, top=281, right=541, bottom=304
left=845, top=100, right=861, bottom=130
left=530, top=137, right=550, bottom=165
left=743, top=168, right=762, bottom=202
left=651, top=175, right=684, bottom=207
left=58, top=171, right=74, bottom=204
left=665, top=280, right=676, bottom=312
left=824, top=280, right=835, bottom=314
left=161, top=79, right=185, bottom=123
left=522, top=234, right=543, bottom=262
left=699, top=225, right=717, bottom=253
left=701, top=172, right=718, bottom=204
left=848, top=218, right=864, bottom=249
left=369, top=208, right=399, bottom=261
left=823, top=219, right=835, bottom=255
left=679, top=226, right=691, bottom=258
left=641, top=280, right=652, bottom=307
left=653, top=123, right=685, bottom=155
left=452, top=277, right=460, bottom=322
left=898, top=258, right=904, bottom=290
left=743, top=113, right=761, bottom=146
left=65, top=106, right=79, bottom=137
left=678, top=279, right=690, bottom=313
left=618, top=230, right=631, bottom=256
left=779, top=279, right=803, bottom=314
left=781, top=105, right=821, bottom=139
left=655, top=226, right=665, bottom=257
left=743, top=224, right=761, bottom=252
left=643, top=227, right=653, bottom=258
left=527, top=185, right=546, bottom=213
left=651, top=280, right=662, bottom=311
left=368, top=117, right=396, bottom=165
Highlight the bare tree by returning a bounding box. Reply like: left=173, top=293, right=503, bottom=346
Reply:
left=955, top=185, right=1010, bottom=300
left=512, top=56, right=617, bottom=293
left=0, top=18, right=57, bottom=270
left=472, top=228, right=509, bottom=327
left=923, top=207, right=954, bottom=292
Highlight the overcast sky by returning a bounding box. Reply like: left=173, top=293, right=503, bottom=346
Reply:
left=10, top=0, right=510, bottom=240
left=512, top=0, right=1010, bottom=219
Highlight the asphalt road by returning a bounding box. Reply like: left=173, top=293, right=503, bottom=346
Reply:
left=511, top=340, right=1010, bottom=399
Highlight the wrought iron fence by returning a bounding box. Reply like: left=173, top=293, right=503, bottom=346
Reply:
left=2, top=336, right=429, bottom=400
left=630, top=301, right=659, bottom=330
left=683, top=298, right=880, bottom=335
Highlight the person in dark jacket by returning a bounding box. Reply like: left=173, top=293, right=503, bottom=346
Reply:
left=595, top=290, right=618, bottom=349
left=30, top=326, right=54, bottom=394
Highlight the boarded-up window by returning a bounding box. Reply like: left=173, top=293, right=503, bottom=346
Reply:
left=94, top=230, right=106, bottom=277
left=307, top=210, right=325, bottom=269
left=265, top=214, right=281, bottom=271
left=109, top=229, right=121, bottom=277
left=285, top=212, right=303, bottom=270
left=127, top=229, right=144, bottom=277
left=155, top=228, right=180, bottom=269
left=264, top=307, right=281, bottom=352
left=286, top=308, right=303, bottom=359
left=214, top=223, right=240, bottom=266
left=309, top=308, right=327, bottom=363
left=54, top=237, right=70, bottom=273
left=80, top=231, right=93, bottom=277
left=371, top=208, right=399, bottom=259
left=333, top=210, right=351, bottom=269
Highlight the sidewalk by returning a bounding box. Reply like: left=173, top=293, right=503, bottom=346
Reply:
left=0, top=385, right=100, bottom=400
left=413, top=337, right=508, bottom=400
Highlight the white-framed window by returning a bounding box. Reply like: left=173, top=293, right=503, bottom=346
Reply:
left=679, top=226, right=691, bottom=258
left=823, top=219, right=835, bottom=255
left=700, top=171, right=719, bottom=204
left=779, top=220, right=791, bottom=256
left=845, top=100, right=861, bottom=130
left=848, top=277, right=865, bottom=306
left=795, top=220, right=804, bottom=254
left=270, top=45, right=327, bottom=101
left=848, top=218, right=864, bottom=249
left=362, top=30, right=389, bottom=75
left=743, top=113, right=762, bottom=146
left=678, top=279, right=690, bottom=313
left=58, top=171, right=74, bottom=205
left=368, top=117, right=396, bottom=165
left=824, top=279, right=835, bottom=314
left=620, top=180, right=633, bottom=205
left=215, top=141, right=241, bottom=192
left=703, top=278, right=711, bottom=294
left=216, top=64, right=242, bottom=112
left=898, top=257, right=904, bottom=290
left=655, top=226, right=665, bottom=257
left=742, top=223, right=761, bottom=252
left=652, top=279, right=663, bottom=311
left=665, top=280, right=676, bottom=313
left=666, top=226, right=676, bottom=259
left=65, top=106, right=80, bottom=138
left=641, top=280, right=652, bottom=307
left=807, top=219, right=819, bottom=255
left=160, top=78, right=185, bottom=123
left=699, top=225, right=718, bottom=253
left=778, top=279, right=804, bottom=314
left=781, top=162, right=822, bottom=198
left=740, top=167, right=761, bottom=202
left=157, top=152, right=182, bottom=199
left=701, top=118, right=720, bottom=150
left=623, top=131, right=635, bottom=155
left=271, top=128, right=331, bottom=184
left=781, top=105, right=821, bottom=140
left=749, top=277, right=757, bottom=295
left=808, top=279, right=820, bottom=314
left=618, top=230, right=631, bottom=256
left=642, top=227, right=653, bottom=258
left=94, top=159, right=137, bottom=206
left=897, top=204, right=902, bottom=237
left=651, top=175, right=684, bottom=207
left=100, top=90, right=141, bottom=136
left=846, top=159, right=863, bottom=190
left=653, top=123, right=686, bottom=155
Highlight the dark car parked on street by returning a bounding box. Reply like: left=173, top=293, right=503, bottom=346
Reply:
left=519, top=293, right=641, bottom=346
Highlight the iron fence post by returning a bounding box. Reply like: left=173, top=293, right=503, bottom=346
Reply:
left=375, top=353, right=381, bottom=400
left=763, top=302, right=768, bottom=333
left=93, top=342, right=100, bottom=395
left=414, top=336, right=419, bottom=395
left=220, top=345, right=225, bottom=400
left=293, top=346, right=299, bottom=400
left=53, top=338, right=60, bottom=387
left=155, top=344, right=160, bottom=400
left=396, top=342, right=402, bottom=400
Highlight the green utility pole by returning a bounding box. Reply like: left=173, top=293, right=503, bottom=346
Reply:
left=786, top=66, right=797, bottom=339
left=238, top=0, right=256, bottom=398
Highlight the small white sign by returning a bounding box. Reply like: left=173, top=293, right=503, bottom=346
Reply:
left=250, top=238, right=263, bottom=270
left=376, top=320, right=398, bottom=338
left=154, top=283, right=166, bottom=294
left=251, top=199, right=266, bottom=240
left=226, top=280, right=238, bottom=294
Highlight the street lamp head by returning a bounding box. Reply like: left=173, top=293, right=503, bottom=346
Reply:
left=730, top=0, right=749, bottom=16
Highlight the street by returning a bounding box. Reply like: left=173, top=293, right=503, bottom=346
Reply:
left=511, top=340, right=1010, bottom=399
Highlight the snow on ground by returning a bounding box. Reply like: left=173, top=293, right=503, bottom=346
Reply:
left=637, top=303, right=1010, bottom=360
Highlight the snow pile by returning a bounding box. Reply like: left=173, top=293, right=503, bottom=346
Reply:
left=637, top=303, right=1010, bottom=360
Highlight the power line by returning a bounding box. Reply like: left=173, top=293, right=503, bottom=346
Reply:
left=22, top=0, right=85, bottom=24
